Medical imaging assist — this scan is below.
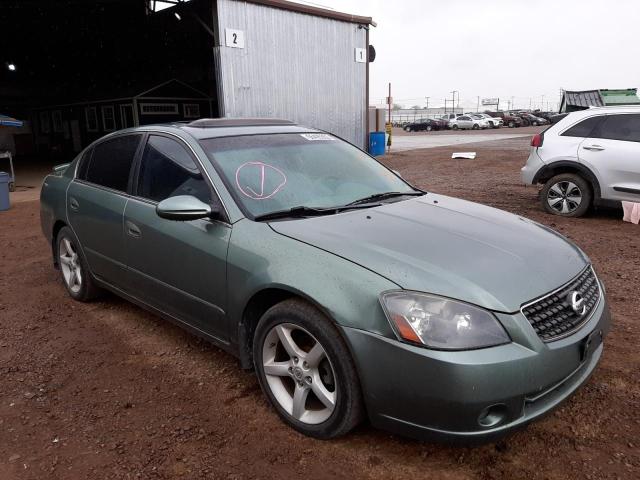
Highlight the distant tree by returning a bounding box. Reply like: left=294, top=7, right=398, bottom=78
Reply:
left=410, top=104, right=421, bottom=110
left=392, top=103, right=404, bottom=110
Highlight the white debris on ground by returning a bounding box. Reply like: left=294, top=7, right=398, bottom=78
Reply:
left=452, top=152, right=477, bottom=159
left=622, top=202, right=640, bottom=224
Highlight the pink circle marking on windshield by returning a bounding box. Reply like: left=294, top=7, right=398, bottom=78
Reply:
left=235, top=161, right=287, bottom=200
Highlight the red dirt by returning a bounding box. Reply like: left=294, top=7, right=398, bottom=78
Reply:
left=0, top=137, right=638, bottom=479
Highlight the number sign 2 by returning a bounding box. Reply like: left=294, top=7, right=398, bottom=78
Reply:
left=225, top=28, right=245, bottom=49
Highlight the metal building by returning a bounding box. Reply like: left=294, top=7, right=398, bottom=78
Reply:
left=1, top=0, right=375, bottom=157
left=213, top=0, right=375, bottom=148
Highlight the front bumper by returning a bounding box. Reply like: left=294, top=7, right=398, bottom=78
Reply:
left=342, top=295, right=610, bottom=443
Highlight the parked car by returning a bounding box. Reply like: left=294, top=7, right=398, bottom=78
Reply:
left=522, top=106, right=640, bottom=217
left=41, top=118, right=609, bottom=442
left=449, top=114, right=490, bottom=130
left=518, top=113, right=549, bottom=126
left=471, top=113, right=503, bottom=128
left=533, top=111, right=556, bottom=122
left=440, top=113, right=463, bottom=128
left=403, top=118, right=441, bottom=132
left=487, top=111, right=523, bottom=128
left=430, top=117, right=449, bottom=130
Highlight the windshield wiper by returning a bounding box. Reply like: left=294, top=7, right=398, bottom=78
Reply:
left=254, top=206, right=335, bottom=221
left=254, top=203, right=382, bottom=221
left=345, top=191, right=424, bottom=206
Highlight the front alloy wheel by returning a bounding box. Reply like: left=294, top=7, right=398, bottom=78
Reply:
left=541, top=173, right=592, bottom=217
left=253, top=299, right=363, bottom=439
left=262, top=323, right=336, bottom=424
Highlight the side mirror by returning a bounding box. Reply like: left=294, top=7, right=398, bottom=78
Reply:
left=156, top=195, right=217, bottom=221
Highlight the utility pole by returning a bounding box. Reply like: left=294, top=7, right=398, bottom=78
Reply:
left=444, top=98, right=448, bottom=114
left=511, top=96, right=515, bottom=111
left=477, top=96, right=480, bottom=112
left=541, top=94, right=545, bottom=111
left=425, top=96, right=430, bottom=112
left=451, top=90, right=458, bottom=114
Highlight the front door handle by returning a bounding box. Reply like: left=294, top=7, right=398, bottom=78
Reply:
left=125, top=220, right=142, bottom=238
left=69, top=197, right=79, bottom=211
left=583, top=145, right=605, bottom=151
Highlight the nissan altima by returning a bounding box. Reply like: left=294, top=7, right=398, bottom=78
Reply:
left=40, top=118, right=610, bottom=442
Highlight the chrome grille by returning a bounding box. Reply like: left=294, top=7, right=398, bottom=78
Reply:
left=521, top=267, right=600, bottom=342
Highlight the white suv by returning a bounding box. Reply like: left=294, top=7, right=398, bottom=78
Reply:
left=521, top=106, right=640, bottom=217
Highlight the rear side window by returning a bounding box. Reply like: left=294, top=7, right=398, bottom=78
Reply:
left=86, top=135, right=141, bottom=192
left=592, top=114, right=640, bottom=142
left=137, top=135, right=211, bottom=203
left=561, top=116, right=602, bottom=138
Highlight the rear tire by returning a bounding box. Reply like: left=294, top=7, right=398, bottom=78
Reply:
left=253, top=299, right=364, bottom=439
left=426, top=125, right=432, bottom=132
left=472, top=124, right=480, bottom=130
left=541, top=173, right=592, bottom=217
left=508, top=121, right=515, bottom=128
left=55, top=226, right=102, bottom=301
left=452, top=125, right=458, bottom=130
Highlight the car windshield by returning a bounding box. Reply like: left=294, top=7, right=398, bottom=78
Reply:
left=199, top=133, right=417, bottom=218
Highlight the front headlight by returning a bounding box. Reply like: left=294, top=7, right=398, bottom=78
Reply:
left=379, top=291, right=510, bottom=350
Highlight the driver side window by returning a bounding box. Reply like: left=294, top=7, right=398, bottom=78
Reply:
left=137, top=135, right=211, bottom=204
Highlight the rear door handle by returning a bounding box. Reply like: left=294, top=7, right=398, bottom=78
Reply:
left=69, top=197, right=79, bottom=211
left=583, top=145, right=605, bottom=151
left=125, top=220, right=142, bottom=238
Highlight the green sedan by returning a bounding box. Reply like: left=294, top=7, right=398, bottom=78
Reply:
left=40, top=118, right=610, bottom=442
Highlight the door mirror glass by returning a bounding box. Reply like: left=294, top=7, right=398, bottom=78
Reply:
left=156, top=195, right=214, bottom=221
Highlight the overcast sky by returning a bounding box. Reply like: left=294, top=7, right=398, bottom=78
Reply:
left=300, top=0, right=640, bottom=111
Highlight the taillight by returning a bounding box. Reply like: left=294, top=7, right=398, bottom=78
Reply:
left=531, top=134, right=543, bottom=147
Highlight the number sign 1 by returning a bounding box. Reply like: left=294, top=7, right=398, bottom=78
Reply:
left=355, top=48, right=366, bottom=63
left=225, top=28, right=245, bottom=49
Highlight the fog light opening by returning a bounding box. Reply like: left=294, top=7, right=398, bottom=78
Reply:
left=478, top=404, right=508, bottom=428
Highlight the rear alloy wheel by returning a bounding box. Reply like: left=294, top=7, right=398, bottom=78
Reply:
left=472, top=124, right=480, bottom=130
left=253, top=299, right=363, bottom=439
left=541, top=173, right=592, bottom=217
left=426, top=125, right=432, bottom=132
left=508, top=121, right=515, bottom=128
left=404, top=126, right=411, bottom=132
left=452, top=124, right=459, bottom=130
left=56, top=226, right=101, bottom=301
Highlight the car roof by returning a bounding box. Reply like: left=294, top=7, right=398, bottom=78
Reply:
left=135, top=118, right=322, bottom=140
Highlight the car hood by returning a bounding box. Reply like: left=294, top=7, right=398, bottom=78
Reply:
left=269, top=195, right=588, bottom=313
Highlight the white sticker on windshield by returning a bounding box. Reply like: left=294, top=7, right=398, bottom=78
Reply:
left=300, top=133, right=335, bottom=141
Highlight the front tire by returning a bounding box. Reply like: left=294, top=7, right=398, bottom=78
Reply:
left=541, top=173, right=592, bottom=217
left=56, top=226, right=101, bottom=301
left=404, top=126, right=411, bottom=132
left=253, top=299, right=364, bottom=439
left=426, top=125, right=432, bottom=132
left=452, top=124, right=459, bottom=130
left=472, top=124, right=480, bottom=130
left=508, top=121, right=515, bottom=128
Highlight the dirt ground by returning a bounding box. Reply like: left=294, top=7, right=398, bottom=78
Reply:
left=1, top=136, right=639, bottom=479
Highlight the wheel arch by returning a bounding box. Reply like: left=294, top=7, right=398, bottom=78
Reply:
left=532, top=161, right=601, bottom=200
left=237, top=286, right=343, bottom=370
left=51, top=220, right=68, bottom=268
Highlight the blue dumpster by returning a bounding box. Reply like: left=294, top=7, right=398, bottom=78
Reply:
left=369, top=132, right=386, bottom=156
left=0, top=171, right=10, bottom=211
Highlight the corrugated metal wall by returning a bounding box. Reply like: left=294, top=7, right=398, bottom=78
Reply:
left=214, top=0, right=368, bottom=148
